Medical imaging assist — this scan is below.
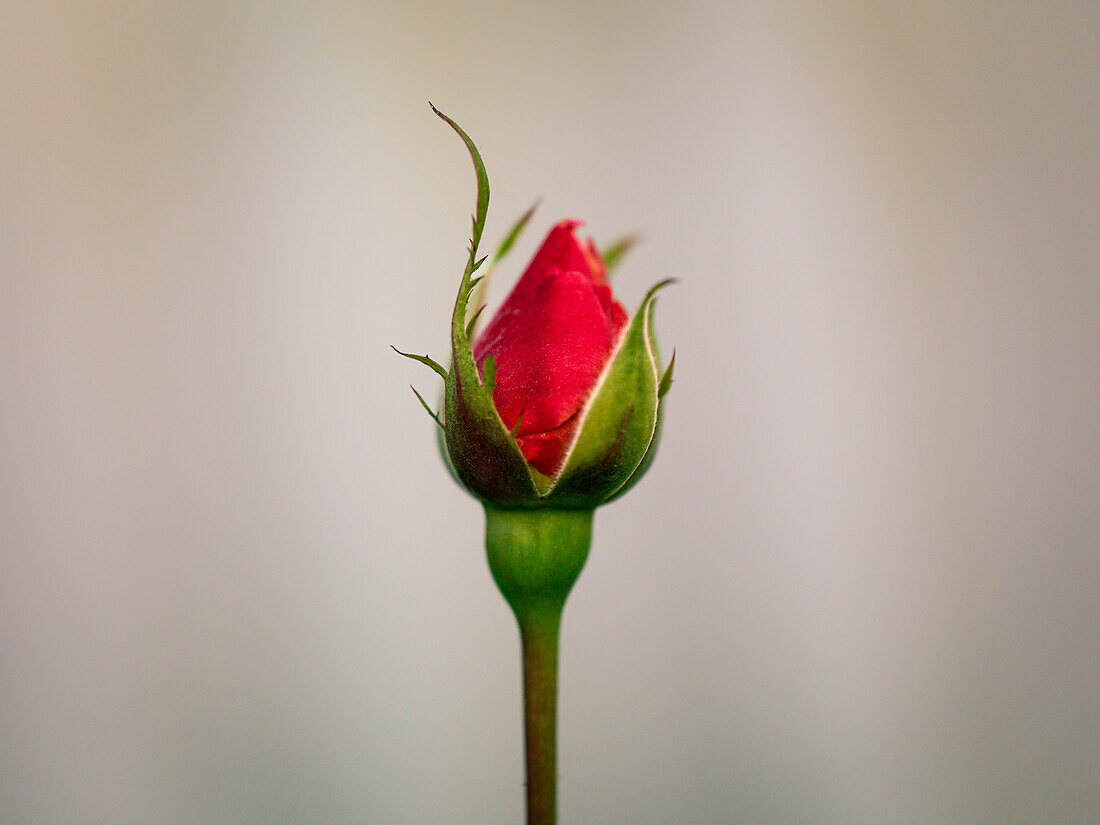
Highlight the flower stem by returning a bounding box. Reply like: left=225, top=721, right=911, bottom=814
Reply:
left=519, top=604, right=561, bottom=825
left=484, top=507, right=594, bottom=825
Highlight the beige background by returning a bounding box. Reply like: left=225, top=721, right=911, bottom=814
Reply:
left=2, top=1, right=1098, bottom=823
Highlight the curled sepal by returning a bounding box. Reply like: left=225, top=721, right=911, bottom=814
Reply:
left=392, top=346, right=448, bottom=381
left=435, top=106, right=541, bottom=506
left=545, top=279, right=673, bottom=507
left=411, top=385, right=445, bottom=430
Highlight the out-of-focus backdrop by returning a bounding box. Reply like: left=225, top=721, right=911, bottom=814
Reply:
left=2, top=2, right=1098, bottom=823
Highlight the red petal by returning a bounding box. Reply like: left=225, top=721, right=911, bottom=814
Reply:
left=479, top=268, right=611, bottom=428
left=515, top=419, right=581, bottom=477
left=523, top=220, right=603, bottom=286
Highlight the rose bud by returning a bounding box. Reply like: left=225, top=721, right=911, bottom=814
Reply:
left=398, top=108, right=673, bottom=511
left=397, top=107, right=677, bottom=824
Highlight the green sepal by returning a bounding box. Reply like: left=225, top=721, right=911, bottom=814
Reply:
left=603, top=389, right=667, bottom=504
left=410, top=385, right=445, bottom=431
left=444, top=351, right=541, bottom=505
left=391, top=345, right=448, bottom=381
left=545, top=279, right=673, bottom=507
left=494, top=200, right=539, bottom=263
left=431, top=103, right=488, bottom=258
left=435, top=106, right=541, bottom=506
left=481, top=354, right=497, bottom=393
left=465, top=305, right=486, bottom=339
left=606, top=295, right=673, bottom=501
left=658, top=349, right=676, bottom=399
left=436, top=411, right=463, bottom=486
left=604, top=301, right=672, bottom=503
left=601, top=234, right=639, bottom=275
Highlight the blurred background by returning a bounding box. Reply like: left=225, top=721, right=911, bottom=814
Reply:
left=2, top=1, right=1098, bottom=823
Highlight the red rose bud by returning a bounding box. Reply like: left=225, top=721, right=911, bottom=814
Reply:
left=473, top=221, right=629, bottom=476
left=399, top=109, right=674, bottom=509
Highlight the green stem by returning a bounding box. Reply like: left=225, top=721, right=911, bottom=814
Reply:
left=519, top=604, right=561, bottom=825
left=484, top=507, right=594, bottom=825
